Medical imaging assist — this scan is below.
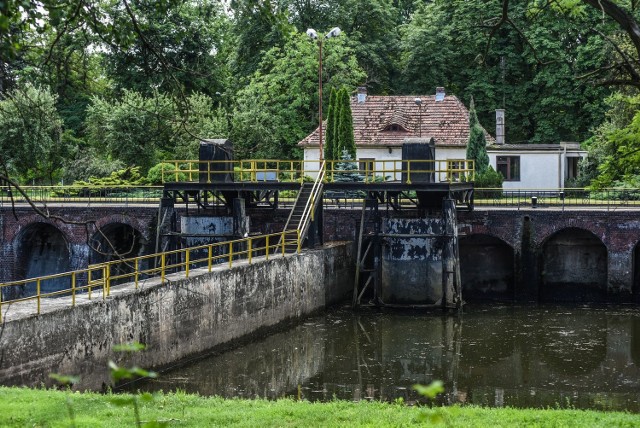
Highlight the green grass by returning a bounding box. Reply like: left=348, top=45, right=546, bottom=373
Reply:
left=1, top=387, right=640, bottom=427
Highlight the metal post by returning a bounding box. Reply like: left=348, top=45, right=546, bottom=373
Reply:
left=135, top=258, right=139, bottom=289
left=185, top=250, right=190, bottom=278
left=297, top=230, right=302, bottom=253
left=228, top=242, right=233, bottom=268
left=88, top=269, right=92, bottom=300
left=37, top=279, right=41, bottom=314
left=208, top=245, right=212, bottom=272
left=248, top=238, right=253, bottom=264
left=161, top=254, right=165, bottom=284
left=266, top=235, right=270, bottom=260
left=105, top=263, right=111, bottom=296
left=318, top=39, right=324, bottom=162
left=72, top=272, right=76, bottom=307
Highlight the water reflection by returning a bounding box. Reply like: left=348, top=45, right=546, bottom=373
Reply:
left=125, top=305, right=640, bottom=412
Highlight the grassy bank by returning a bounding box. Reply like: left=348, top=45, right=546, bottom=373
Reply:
left=1, top=387, right=639, bottom=427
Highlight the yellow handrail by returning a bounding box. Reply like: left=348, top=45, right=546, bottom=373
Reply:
left=161, top=159, right=476, bottom=184
left=0, top=230, right=302, bottom=317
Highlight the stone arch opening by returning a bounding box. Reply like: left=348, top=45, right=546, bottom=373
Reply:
left=89, top=223, right=148, bottom=284
left=14, top=222, right=71, bottom=296
left=459, top=234, right=515, bottom=301
left=540, top=228, right=607, bottom=302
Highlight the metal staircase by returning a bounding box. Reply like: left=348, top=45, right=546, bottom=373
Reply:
left=279, top=162, right=325, bottom=252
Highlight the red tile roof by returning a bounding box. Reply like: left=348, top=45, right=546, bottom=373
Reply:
left=299, top=94, right=495, bottom=148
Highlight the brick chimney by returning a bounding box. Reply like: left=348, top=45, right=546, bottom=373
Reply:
left=496, top=109, right=505, bottom=145
left=357, top=86, right=367, bottom=103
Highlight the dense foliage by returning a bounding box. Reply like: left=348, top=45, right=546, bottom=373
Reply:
left=2, top=0, right=640, bottom=186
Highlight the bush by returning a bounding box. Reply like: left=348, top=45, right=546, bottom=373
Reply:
left=474, top=166, right=503, bottom=198
left=474, top=166, right=503, bottom=188
left=147, top=162, right=186, bottom=184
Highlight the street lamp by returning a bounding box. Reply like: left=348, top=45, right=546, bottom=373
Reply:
left=307, top=27, right=341, bottom=162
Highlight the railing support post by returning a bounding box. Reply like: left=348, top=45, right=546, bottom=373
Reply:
left=135, top=259, right=139, bottom=289
left=297, top=230, right=301, bottom=254
left=37, top=279, right=41, bottom=314
left=161, top=254, right=166, bottom=284
left=72, top=272, right=76, bottom=307
left=185, top=250, right=190, bottom=278
left=105, top=264, right=111, bottom=296
left=266, top=235, right=270, bottom=260
left=248, top=238, right=253, bottom=264
left=229, top=242, right=233, bottom=268
left=208, top=245, right=212, bottom=272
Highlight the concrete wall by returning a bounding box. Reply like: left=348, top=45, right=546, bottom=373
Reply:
left=0, top=242, right=354, bottom=390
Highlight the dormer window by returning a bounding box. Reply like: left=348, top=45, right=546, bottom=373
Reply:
left=380, top=110, right=411, bottom=132
left=385, top=123, right=405, bottom=132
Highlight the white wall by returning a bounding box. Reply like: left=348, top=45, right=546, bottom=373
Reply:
left=488, top=151, right=563, bottom=189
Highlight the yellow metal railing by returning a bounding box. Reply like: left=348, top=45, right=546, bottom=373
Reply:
left=0, top=185, right=163, bottom=204
left=298, top=160, right=325, bottom=236
left=0, top=230, right=301, bottom=319
left=161, top=159, right=475, bottom=184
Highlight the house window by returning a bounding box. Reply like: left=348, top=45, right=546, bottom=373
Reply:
left=447, top=160, right=462, bottom=181
left=359, top=158, right=375, bottom=177
left=497, top=156, right=520, bottom=181
left=567, top=157, right=580, bottom=180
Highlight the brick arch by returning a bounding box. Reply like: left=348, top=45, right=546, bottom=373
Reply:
left=91, top=214, right=152, bottom=242
left=457, top=219, right=520, bottom=252
left=459, top=233, right=515, bottom=301
left=539, top=227, right=608, bottom=302
left=12, top=221, right=73, bottom=294
left=534, top=219, right=608, bottom=252
left=7, top=215, right=78, bottom=245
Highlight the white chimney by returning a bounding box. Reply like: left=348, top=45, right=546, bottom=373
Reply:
left=435, top=87, right=445, bottom=102
left=357, top=86, right=367, bottom=103
left=496, top=109, right=505, bottom=145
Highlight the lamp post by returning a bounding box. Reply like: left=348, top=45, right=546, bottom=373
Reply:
left=307, top=27, right=341, bottom=163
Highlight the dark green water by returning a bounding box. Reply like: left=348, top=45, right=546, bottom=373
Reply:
left=125, top=304, right=640, bottom=412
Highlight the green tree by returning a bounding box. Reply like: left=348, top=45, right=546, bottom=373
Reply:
left=399, top=0, right=609, bottom=145
left=229, top=0, right=293, bottom=83
left=231, top=33, right=365, bottom=160
left=102, top=0, right=231, bottom=98
left=582, top=92, right=640, bottom=188
left=335, top=87, right=356, bottom=159
left=324, top=87, right=338, bottom=160
left=335, top=0, right=401, bottom=94
left=86, top=90, right=175, bottom=173
left=466, top=97, right=490, bottom=174
left=173, top=92, right=230, bottom=159
left=0, top=83, right=66, bottom=184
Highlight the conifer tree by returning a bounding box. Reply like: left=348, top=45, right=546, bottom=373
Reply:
left=336, top=88, right=356, bottom=159
left=324, top=87, right=338, bottom=160
left=466, top=97, right=490, bottom=174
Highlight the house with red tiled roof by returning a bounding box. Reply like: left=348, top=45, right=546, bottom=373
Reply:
left=299, top=87, right=493, bottom=181
left=299, top=87, right=586, bottom=189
